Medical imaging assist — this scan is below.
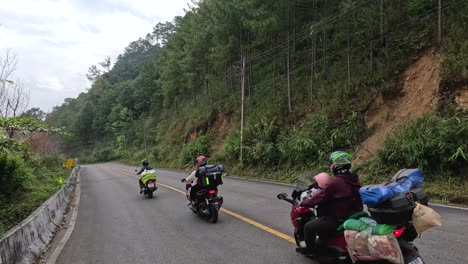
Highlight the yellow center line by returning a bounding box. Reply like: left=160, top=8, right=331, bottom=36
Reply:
left=106, top=165, right=296, bottom=244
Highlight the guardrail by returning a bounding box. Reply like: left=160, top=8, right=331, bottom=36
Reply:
left=0, top=166, right=80, bottom=264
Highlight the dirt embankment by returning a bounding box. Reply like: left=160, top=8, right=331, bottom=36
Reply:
left=354, top=50, right=441, bottom=164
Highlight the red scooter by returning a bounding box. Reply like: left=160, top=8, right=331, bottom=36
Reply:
left=277, top=172, right=425, bottom=264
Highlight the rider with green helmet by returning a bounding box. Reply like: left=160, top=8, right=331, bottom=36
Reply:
left=299, top=151, right=363, bottom=254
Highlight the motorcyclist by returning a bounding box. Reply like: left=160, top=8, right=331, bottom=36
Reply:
left=295, top=172, right=332, bottom=248
left=182, top=155, right=207, bottom=207
left=299, top=151, right=363, bottom=255
left=137, top=159, right=155, bottom=194
left=298, top=172, right=332, bottom=202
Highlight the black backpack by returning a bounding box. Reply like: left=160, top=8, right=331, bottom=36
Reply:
left=196, top=164, right=225, bottom=187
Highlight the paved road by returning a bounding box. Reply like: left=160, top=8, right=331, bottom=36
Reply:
left=56, top=163, right=468, bottom=264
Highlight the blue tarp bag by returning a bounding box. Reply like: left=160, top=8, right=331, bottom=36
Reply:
left=360, top=169, right=424, bottom=206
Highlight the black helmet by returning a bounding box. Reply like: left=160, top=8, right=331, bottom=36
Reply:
left=142, top=159, right=149, bottom=166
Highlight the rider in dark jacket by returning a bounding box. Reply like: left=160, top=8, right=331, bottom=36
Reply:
left=299, top=151, right=363, bottom=254
left=137, top=159, right=153, bottom=193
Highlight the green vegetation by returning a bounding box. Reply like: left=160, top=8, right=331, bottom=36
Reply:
left=0, top=155, right=70, bottom=236
left=0, top=98, right=68, bottom=235
left=47, top=1, right=467, bottom=203
left=357, top=113, right=468, bottom=204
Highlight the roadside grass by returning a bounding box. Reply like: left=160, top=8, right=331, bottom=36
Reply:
left=0, top=167, right=70, bottom=236
left=423, top=179, right=468, bottom=205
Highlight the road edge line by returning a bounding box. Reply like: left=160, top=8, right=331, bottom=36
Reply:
left=429, top=202, right=468, bottom=211
left=46, top=168, right=82, bottom=264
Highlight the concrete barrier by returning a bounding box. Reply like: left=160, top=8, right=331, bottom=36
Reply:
left=0, top=166, right=80, bottom=264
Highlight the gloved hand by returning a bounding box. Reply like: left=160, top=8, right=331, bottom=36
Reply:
left=291, top=190, right=302, bottom=200
left=181, top=178, right=186, bottom=183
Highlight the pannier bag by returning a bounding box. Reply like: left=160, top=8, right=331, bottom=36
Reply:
left=412, top=202, right=442, bottom=233
left=360, top=169, right=424, bottom=206
left=197, top=164, right=225, bottom=187
left=344, top=229, right=404, bottom=264
left=141, top=169, right=157, bottom=184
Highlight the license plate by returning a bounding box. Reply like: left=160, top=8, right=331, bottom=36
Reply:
left=408, top=257, right=424, bottom=264
left=147, top=183, right=155, bottom=188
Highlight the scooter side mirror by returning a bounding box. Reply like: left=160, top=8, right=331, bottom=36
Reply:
left=277, top=193, right=288, bottom=200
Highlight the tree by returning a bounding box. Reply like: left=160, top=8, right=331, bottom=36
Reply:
left=0, top=50, right=29, bottom=119
left=86, top=56, right=112, bottom=82
left=0, top=49, right=17, bottom=85
left=20, top=108, right=45, bottom=121
left=152, top=21, right=176, bottom=45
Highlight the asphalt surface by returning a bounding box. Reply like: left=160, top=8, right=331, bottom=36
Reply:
left=56, top=163, right=468, bottom=264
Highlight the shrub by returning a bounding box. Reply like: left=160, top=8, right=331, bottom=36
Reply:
left=376, top=113, right=468, bottom=179
left=181, top=134, right=209, bottom=166
left=91, top=147, right=118, bottom=162
left=0, top=154, right=35, bottom=200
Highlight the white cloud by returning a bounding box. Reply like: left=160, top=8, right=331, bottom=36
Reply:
left=0, top=0, right=188, bottom=111
left=38, top=77, right=64, bottom=92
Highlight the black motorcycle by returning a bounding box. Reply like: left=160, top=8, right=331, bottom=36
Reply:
left=135, top=169, right=158, bottom=199
left=181, top=164, right=224, bottom=223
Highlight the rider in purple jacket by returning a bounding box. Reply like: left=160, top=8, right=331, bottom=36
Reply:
left=299, top=151, right=363, bottom=254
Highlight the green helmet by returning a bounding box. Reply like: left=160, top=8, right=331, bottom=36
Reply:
left=329, top=151, right=352, bottom=174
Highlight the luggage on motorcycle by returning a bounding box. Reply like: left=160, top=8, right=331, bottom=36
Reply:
left=197, top=164, right=224, bottom=187
left=343, top=219, right=395, bottom=235
left=345, top=230, right=404, bottom=264
left=412, top=202, right=442, bottom=233
left=141, top=169, right=157, bottom=184
left=360, top=169, right=424, bottom=206
left=368, top=188, right=429, bottom=225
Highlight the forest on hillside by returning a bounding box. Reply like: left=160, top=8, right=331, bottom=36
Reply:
left=47, top=0, right=467, bottom=200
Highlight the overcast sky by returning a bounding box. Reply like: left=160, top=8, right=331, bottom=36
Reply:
left=0, top=0, right=188, bottom=112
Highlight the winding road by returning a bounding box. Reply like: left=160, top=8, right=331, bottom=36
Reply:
left=53, top=163, right=468, bottom=264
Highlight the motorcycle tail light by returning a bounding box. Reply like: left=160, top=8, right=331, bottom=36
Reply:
left=393, top=226, right=406, bottom=238
left=209, top=190, right=216, bottom=195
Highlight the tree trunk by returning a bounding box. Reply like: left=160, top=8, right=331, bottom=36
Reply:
left=204, top=43, right=212, bottom=106
left=323, top=31, right=327, bottom=80
left=347, top=16, right=351, bottom=88
left=272, top=36, right=276, bottom=98
left=438, top=0, right=442, bottom=45
left=314, top=0, right=317, bottom=18
left=310, top=33, right=315, bottom=102
left=380, top=0, right=384, bottom=45
left=370, top=26, right=374, bottom=73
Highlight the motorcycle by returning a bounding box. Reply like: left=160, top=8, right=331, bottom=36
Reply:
left=181, top=165, right=225, bottom=223
left=277, top=171, right=426, bottom=264
left=136, top=169, right=158, bottom=199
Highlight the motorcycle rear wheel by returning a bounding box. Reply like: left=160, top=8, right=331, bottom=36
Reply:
left=208, top=204, right=218, bottom=223
left=148, top=190, right=153, bottom=199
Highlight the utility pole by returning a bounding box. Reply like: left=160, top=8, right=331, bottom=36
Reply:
left=240, top=53, right=246, bottom=163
